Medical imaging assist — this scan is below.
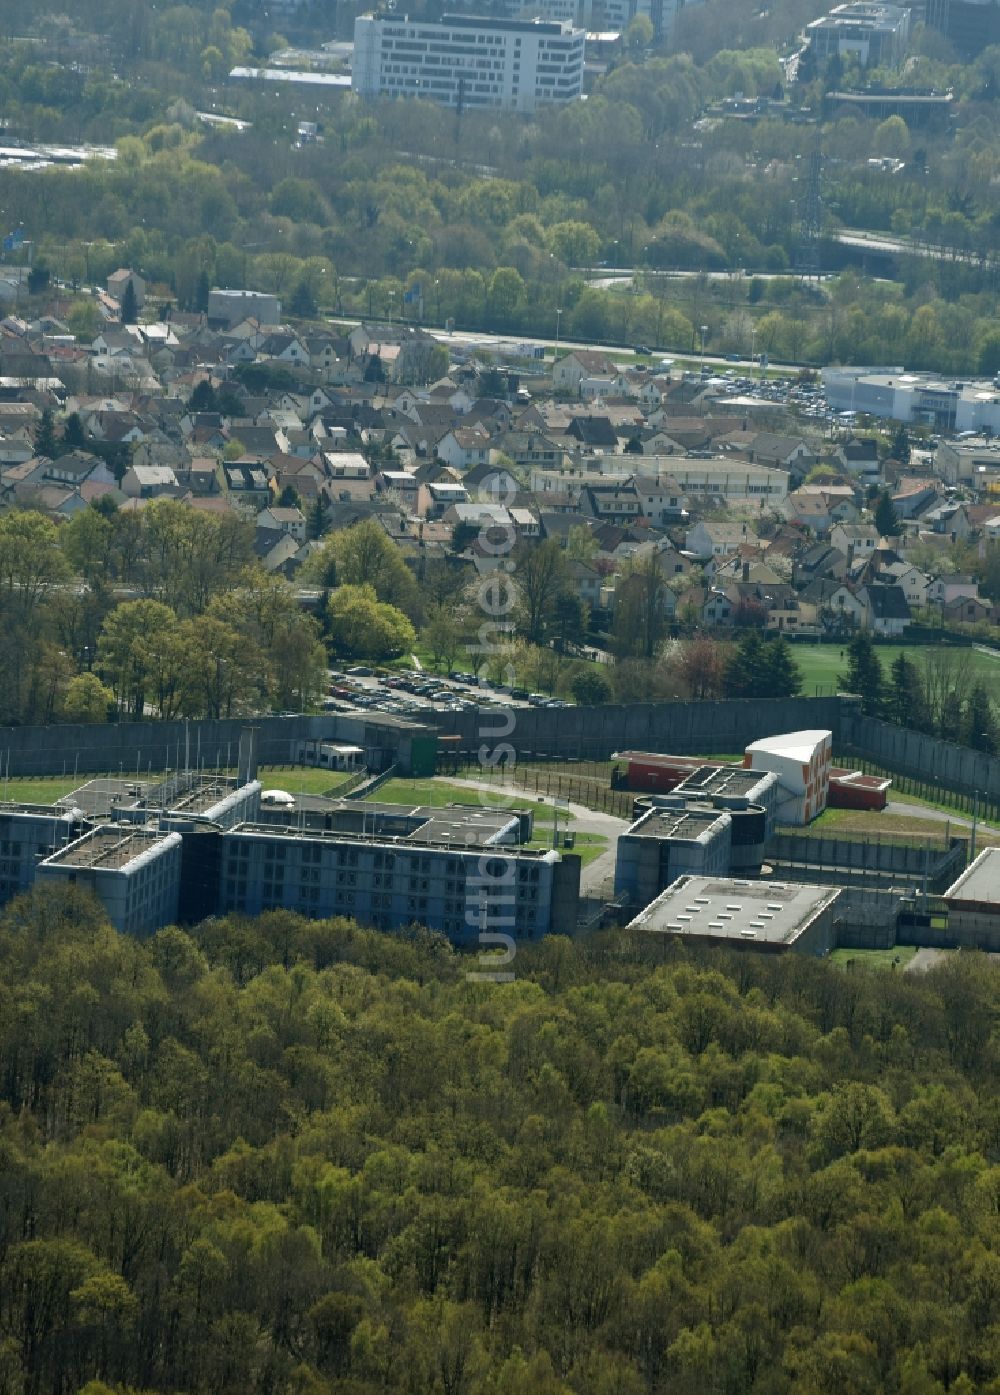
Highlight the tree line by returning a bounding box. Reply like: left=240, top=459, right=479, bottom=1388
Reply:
left=843, top=633, right=1000, bottom=753
left=8, top=0, right=1000, bottom=368
left=1, top=886, right=1000, bottom=1392
left=0, top=501, right=326, bottom=723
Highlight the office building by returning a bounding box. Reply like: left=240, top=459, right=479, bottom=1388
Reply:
left=614, top=804, right=732, bottom=908
left=744, top=730, right=832, bottom=825
left=352, top=13, right=586, bottom=114
left=36, top=826, right=183, bottom=937
left=627, top=876, right=842, bottom=956
left=806, top=3, right=912, bottom=66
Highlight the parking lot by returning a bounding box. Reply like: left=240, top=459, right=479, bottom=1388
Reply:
left=322, top=667, right=571, bottom=718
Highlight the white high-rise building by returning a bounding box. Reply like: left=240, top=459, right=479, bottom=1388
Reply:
left=352, top=12, right=586, bottom=114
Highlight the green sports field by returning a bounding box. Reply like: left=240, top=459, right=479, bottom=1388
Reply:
left=792, top=643, right=1000, bottom=698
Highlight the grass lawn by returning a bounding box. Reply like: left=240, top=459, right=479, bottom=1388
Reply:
left=377, top=777, right=566, bottom=822
left=808, top=805, right=1000, bottom=845
left=829, top=946, right=919, bottom=970
left=256, top=767, right=361, bottom=796
left=524, top=830, right=608, bottom=865
left=792, top=642, right=1000, bottom=698
left=0, top=776, right=81, bottom=804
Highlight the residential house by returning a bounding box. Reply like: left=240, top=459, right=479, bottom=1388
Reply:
left=176, top=458, right=221, bottom=496
left=702, top=586, right=736, bottom=627
left=824, top=583, right=867, bottom=629
left=943, top=594, right=993, bottom=626
left=565, top=559, right=604, bottom=610
left=225, top=462, right=274, bottom=511
left=834, top=437, right=880, bottom=479
left=783, top=490, right=838, bottom=534
left=425, top=480, right=469, bottom=518
left=859, top=583, right=911, bottom=637
left=923, top=501, right=973, bottom=542
left=377, top=469, right=422, bottom=515
left=107, top=268, right=145, bottom=311
left=876, top=560, right=929, bottom=609
left=42, top=450, right=117, bottom=490
left=685, top=520, right=760, bottom=560
left=254, top=529, right=301, bottom=575
left=257, top=505, right=307, bottom=542
left=121, top=465, right=180, bottom=499
left=926, top=575, right=980, bottom=607
left=830, top=522, right=880, bottom=560
left=634, top=475, right=689, bottom=527
left=510, top=506, right=541, bottom=539
left=745, top=432, right=815, bottom=472
left=793, top=542, right=849, bottom=588
left=892, top=478, right=940, bottom=520
left=14, top=482, right=87, bottom=518
left=552, top=350, right=618, bottom=395
left=436, top=427, right=495, bottom=472
left=496, top=430, right=567, bottom=472
left=258, top=331, right=309, bottom=366
left=567, top=415, right=619, bottom=452
left=579, top=480, right=644, bottom=525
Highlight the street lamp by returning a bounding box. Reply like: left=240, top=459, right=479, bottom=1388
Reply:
left=700, top=323, right=708, bottom=366
left=554, top=306, right=562, bottom=358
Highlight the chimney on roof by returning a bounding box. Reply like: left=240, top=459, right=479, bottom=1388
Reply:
left=742, top=561, right=750, bottom=582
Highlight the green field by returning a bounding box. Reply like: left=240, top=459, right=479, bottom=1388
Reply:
left=376, top=777, right=565, bottom=822
left=792, top=642, right=1000, bottom=698
left=0, top=777, right=80, bottom=804
left=829, top=946, right=919, bottom=970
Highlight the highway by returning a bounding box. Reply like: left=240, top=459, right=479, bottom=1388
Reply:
left=332, top=313, right=808, bottom=377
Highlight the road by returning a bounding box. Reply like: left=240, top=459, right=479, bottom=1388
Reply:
left=833, top=227, right=991, bottom=269
left=887, top=800, right=1000, bottom=839
left=330, top=313, right=808, bottom=376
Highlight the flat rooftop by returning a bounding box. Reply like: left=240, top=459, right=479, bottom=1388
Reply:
left=230, top=820, right=556, bottom=857
left=0, top=801, right=79, bottom=818
left=629, top=806, right=729, bottom=841
left=629, top=876, right=841, bottom=944
left=259, top=795, right=521, bottom=842
left=42, top=826, right=178, bottom=871
left=945, top=847, right=1000, bottom=906
left=675, top=765, right=774, bottom=798
left=58, top=773, right=253, bottom=819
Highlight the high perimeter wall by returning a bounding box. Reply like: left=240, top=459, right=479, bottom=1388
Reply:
left=0, top=713, right=430, bottom=780
left=844, top=714, right=1000, bottom=804
left=5, top=696, right=998, bottom=802
left=426, top=696, right=852, bottom=760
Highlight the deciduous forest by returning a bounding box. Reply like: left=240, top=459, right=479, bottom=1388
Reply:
left=1, top=885, right=999, bottom=1394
